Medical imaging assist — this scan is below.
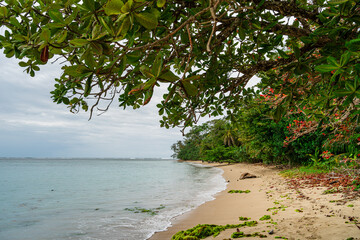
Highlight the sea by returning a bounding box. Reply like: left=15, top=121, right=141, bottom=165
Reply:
left=0, top=158, right=226, bottom=240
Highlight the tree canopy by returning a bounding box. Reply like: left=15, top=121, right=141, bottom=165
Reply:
left=0, top=0, right=359, bottom=130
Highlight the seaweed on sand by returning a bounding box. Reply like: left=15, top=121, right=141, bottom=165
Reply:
left=171, top=221, right=258, bottom=240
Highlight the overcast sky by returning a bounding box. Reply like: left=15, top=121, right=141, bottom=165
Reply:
left=0, top=49, right=261, bottom=159
left=0, top=54, right=185, bottom=158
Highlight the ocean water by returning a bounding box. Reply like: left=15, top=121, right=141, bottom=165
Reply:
left=0, top=158, right=226, bottom=240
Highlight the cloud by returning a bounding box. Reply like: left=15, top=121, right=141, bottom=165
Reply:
left=0, top=55, right=182, bottom=158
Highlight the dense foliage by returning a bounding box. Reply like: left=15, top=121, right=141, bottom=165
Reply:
left=171, top=89, right=360, bottom=168
left=1, top=0, right=359, bottom=131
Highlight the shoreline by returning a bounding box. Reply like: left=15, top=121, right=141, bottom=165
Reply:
left=149, top=161, right=360, bottom=240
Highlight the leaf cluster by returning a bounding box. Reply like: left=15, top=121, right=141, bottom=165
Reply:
left=1, top=0, right=359, bottom=128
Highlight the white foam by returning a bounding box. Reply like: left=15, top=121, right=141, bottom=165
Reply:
left=144, top=164, right=227, bottom=239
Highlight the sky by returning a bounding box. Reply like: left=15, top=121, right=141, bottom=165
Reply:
left=0, top=54, right=184, bottom=158
left=0, top=52, right=260, bottom=159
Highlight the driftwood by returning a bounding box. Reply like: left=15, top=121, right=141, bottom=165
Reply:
left=239, top=172, right=257, bottom=180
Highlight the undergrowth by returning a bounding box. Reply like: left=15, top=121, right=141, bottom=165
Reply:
left=280, top=166, right=329, bottom=178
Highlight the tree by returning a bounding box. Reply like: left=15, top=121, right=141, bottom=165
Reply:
left=171, top=122, right=209, bottom=159
left=0, top=0, right=359, bottom=130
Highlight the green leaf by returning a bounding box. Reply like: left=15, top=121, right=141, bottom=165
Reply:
left=121, top=0, right=132, bottom=13
left=90, top=42, right=103, bottom=55
left=157, top=0, right=166, bottom=7
left=64, top=65, right=92, bottom=77
left=116, top=16, right=131, bottom=37
left=238, top=28, right=246, bottom=40
left=62, top=97, right=70, bottom=105
left=277, top=49, right=289, bottom=59
left=333, top=89, right=352, bottom=97
left=9, top=17, right=21, bottom=28
left=127, top=51, right=142, bottom=64
left=293, top=47, right=300, bottom=59
left=328, top=0, right=349, bottom=5
left=315, top=64, right=339, bottom=73
left=18, top=61, right=28, bottom=67
left=327, top=56, right=339, bottom=66
left=0, top=6, right=8, bottom=17
left=143, top=88, right=154, bottom=105
left=69, top=39, right=89, bottom=47
left=99, top=17, right=114, bottom=36
left=98, top=78, right=104, bottom=91
left=181, top=80, right=197, bottom=97
left=340, top=51, right=351, bottom=66
left=158, top=70, right=179, bottom=82
left=104, top=0, right=124, bottom=15
left=128, top=82, right=145, bottom=95
left=273, top=105, right=284, bottom=122
left=81, top=49, right=96, bottom=69
left=56, top=30, right=67, bottom=43
left=33, top=65, right=40, bottom=71
left=92, top=24, right=102, bottom=40
left=47, top=22, right=66, bottom=29
left=345, top=39, right=360, bottom=52
left=83, top=0, right=95, bottom=11
left=48, top=10, right=64, bottom=23
left=152, top=52, right=163, bottom=77
left=345, top=81, right=355, bottom=92
left=140, top=65, right=155, bottom=78
left=184, top=75, right=201, bottom=81
left=40, top=28, right=51, bottom=42
left=300, top=36, right=314, bottom=44
left=134, top=12, right=158, bottom=30
left=84, top=75, right=93, bottom=97
left=65, top=7, right=79, bottom=25
left=144, top=77, right=157, bottom=90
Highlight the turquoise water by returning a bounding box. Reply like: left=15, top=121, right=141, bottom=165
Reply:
left=0, top=158, right=226, bottom=240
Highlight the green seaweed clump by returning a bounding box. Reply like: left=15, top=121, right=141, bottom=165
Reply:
left=259, top=215, right=271, bottom=221
left=124, top=205, right=165, bottom=216
left=231, top=231, right=267, bottom=238
left=239, top=216, right=251, bottom=221
left=171, top=221, right=258, bottom=240
left=228, top=190, right=251, bottom=194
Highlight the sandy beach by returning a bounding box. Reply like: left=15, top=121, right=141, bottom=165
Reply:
left=149, top=161, right=360, bottom=240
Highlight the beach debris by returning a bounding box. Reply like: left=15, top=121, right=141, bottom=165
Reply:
left=268, top=229, right=274, bottom=235
left=348, top=216, right=360, bottom=230
left=231, top=231, right=267, bottom=238
left=124, top=205, right=165, bottom=216
left=239, top=172, right=257, bottom=180
left=259, top=215, right=271, bottom=221
left=228, top=190, right=251, bottom=194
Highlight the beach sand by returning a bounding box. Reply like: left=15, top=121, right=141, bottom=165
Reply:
left=149, top=161, right=360, bottom=240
